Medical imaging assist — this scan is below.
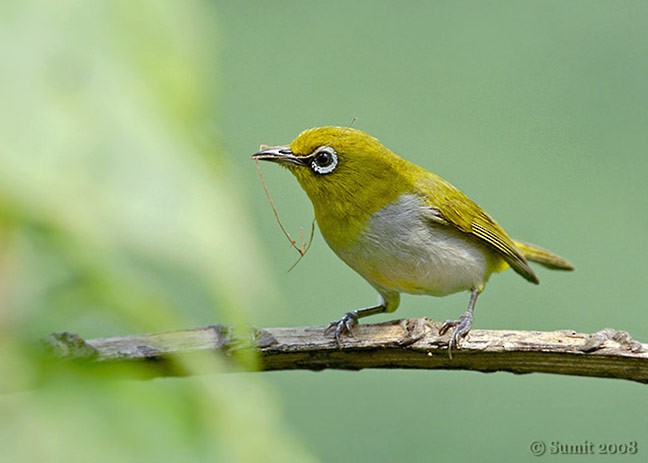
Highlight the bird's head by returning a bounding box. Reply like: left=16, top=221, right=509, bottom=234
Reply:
left=252, top=126, right=409, bottom=208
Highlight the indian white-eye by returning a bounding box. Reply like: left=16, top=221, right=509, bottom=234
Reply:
left=253, top=126, right=573, bottom=352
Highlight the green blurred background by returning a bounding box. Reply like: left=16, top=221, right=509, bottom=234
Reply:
left=1, top=1, right=647, bottom=462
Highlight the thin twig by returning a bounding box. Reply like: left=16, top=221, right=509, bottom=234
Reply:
left=255, top=159, right=315, bottom=270
left=287, top=218, right=316, bottom=272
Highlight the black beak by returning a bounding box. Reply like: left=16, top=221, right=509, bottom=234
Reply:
left=251, top=146, right=305, bottom=166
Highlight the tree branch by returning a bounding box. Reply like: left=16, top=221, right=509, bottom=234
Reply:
left=46, top=319, right=648, bottom=384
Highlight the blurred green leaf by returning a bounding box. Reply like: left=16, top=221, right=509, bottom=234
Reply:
left=0, top=1, right=312, bottom=461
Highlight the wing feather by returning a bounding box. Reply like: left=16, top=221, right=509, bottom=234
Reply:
left=416, top=172, right=539, bottom=284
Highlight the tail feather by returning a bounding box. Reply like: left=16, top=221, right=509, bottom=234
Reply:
left=514, top=240, right=574, bottom=271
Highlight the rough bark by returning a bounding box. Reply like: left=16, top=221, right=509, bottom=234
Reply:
left=45, top=319, right=648, bottom=384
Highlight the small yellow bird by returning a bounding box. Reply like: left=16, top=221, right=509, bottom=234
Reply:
left=253, top=127, right=573, bottom=352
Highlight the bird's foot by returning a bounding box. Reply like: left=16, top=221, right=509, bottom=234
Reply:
left=325, top=311, right=359, bottom=347
left=439, top=310, right=474, bottom=358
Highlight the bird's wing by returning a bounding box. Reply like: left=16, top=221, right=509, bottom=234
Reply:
left=417, top=173, right=539, bottom=284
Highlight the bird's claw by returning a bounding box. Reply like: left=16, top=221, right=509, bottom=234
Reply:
left=439, top=311, right=474, bottom=358
left=325, top=311, right=359, bottom=346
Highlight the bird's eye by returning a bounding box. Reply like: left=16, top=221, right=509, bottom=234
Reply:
left=310, top=146, right=338, bottom=175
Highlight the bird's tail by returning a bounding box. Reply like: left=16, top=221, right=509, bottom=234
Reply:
left=514, top=240, right=574, bottom=271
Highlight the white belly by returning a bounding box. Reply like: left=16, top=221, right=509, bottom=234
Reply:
left=336, top=194, right=495, bottom=297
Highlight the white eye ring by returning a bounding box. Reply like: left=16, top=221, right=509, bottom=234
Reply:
left=310, top=146, right=338, bottom=175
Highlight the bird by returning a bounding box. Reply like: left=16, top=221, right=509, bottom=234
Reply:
left=252, top=126, right=573, bottom=353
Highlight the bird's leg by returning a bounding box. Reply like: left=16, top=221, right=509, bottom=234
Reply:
left=325, top=304, right=386, bottom=346
left=439, top=288, right=481, bottom=357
